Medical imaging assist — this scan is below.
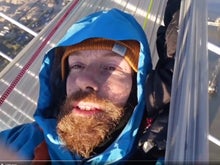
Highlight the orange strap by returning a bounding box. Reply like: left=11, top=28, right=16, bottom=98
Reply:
left=32, top=140, right=50, bottom=165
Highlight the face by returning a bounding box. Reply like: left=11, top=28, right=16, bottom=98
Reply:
left=57, top=49, right=134, bottom=158
left=66, top=49, right=133, bottom=109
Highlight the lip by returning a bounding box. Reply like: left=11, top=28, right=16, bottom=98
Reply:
left=73, top=107, right=102, bottom=116
left=72, top=101, right=103, bottom=116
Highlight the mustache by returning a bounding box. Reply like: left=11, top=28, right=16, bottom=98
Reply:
left=61, top=90, right=122, bottom=115
left=65, top=90, right=112, bottom=106
left=67, top=90, right=100, bottom=102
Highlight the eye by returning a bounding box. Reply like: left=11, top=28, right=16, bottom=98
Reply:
left=69, top=63, right=85, bottom=71
left=103, top=65, right=117, bottom=71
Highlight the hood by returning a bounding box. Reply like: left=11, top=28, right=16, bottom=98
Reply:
left=34, top=8, right=152, bottom=163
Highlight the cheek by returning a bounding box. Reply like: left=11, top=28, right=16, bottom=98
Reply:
left=66, top=76, right=76, bottom=96
left=102, top=77, right=132, bottom=107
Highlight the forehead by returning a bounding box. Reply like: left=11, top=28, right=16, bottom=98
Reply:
left=68, top=49, right=132, bottom=71
left=68, top=49, right=123, bottom=62
left=68, top=49, right=123, bottom=58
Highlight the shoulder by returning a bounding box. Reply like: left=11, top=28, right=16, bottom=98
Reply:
left=0, top=122, right=44, bottom=159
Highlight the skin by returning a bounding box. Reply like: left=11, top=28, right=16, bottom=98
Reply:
left=66, top=49, right=133, bottom=116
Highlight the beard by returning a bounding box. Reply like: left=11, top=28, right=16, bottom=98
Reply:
left=56, top=91, right=125, bottom=158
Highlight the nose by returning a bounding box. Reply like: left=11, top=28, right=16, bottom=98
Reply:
left=75, top=71, right=99, bottom=92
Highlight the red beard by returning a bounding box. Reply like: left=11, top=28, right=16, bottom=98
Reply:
left=57, top=91, right=124, bottom=158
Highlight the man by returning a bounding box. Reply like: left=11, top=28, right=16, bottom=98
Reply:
left=0, top=0, right=180, bottom=163
left=0, top=8, right=152, bottom=163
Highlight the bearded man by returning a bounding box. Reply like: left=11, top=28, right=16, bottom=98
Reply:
left=0, top=0, right=179, bottom=162
left=0, top=8, right=152, bottom=164
left=55, top=39, right=139, bottom=158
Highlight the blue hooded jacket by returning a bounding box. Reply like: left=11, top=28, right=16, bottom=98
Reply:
left=0, top=8, right=152, bottom=164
